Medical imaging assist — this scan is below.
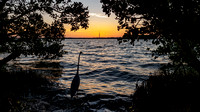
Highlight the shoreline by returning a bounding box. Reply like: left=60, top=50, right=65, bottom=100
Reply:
left=64, top=37, right=120, bottom=39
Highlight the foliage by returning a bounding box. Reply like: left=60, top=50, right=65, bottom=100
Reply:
left=0, top=67, right=131, bottom=111
left=0, top=69, right=53, bottom=111
left=0, top=0, right=89, bottom=65
left=131, top=70, right=200, bottom=112
left=100, top=0, right=200, bottom=73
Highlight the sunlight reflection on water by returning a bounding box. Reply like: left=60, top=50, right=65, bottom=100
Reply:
left=59, top=39, right=168, bottom=95
left=9, top=39, right=169, bottom=96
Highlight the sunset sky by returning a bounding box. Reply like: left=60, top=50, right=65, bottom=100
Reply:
left=64, top=0, right=125, bottom=38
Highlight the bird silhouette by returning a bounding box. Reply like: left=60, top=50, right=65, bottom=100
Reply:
left=70, top=51, right=82, bottom=98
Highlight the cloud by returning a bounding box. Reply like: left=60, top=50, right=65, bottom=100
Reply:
left=89, top=13, right=108, bottom=18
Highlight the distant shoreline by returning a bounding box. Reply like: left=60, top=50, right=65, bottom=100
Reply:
left=64, top=37, right=120, bottom=39
left=64, top=35, right=156, bottom=39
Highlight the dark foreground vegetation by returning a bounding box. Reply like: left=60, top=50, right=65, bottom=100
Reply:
left=0, top=68, right=54, bottom=111
left=100, top=0, right=200, bottom=111
left=131, top=67, right=200, bottom=112
left=1, top=65, right=200, bottom=112
left=0, top=66, right=131, bottom=111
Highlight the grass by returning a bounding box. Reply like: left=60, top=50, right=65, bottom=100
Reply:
left=0, top=68, right=54, bottom=111
left=131, top=69, right=200, bottom=112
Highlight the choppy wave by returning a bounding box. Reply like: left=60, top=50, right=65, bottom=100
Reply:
left=12, top=39, right=168, bottom=96
left=59, top=39, right=168, bottom=95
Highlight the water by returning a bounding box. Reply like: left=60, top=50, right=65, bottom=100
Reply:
left=1, top=39, right=169, bottom=111
left=58, top=39, right=168, bottom=96
left=6, top=39, right=168, bottom=96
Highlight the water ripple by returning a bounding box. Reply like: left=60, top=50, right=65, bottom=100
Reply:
left=14, top=39, right=168, bottom=95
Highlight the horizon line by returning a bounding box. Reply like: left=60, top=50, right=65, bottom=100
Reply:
left=64, top=37, right=121, bottom=39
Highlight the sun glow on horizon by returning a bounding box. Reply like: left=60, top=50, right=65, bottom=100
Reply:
left=41, top=0, right=126, bottom=38
left=64, top=15, right=125, bottom=38
left=62, top=0, right=126, bottom=38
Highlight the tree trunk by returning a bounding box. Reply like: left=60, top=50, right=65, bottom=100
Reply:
left=0, top=52, right=20, bottom=67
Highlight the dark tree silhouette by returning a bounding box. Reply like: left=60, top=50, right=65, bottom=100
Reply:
left=0, top=0, right=89, bottom=67
left=101, top=0, right=200, bottom=74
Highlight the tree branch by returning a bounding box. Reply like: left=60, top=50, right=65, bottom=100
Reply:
left=0, top=0, right=8, bottom=12
left=0, top=52, right=21, bottom=67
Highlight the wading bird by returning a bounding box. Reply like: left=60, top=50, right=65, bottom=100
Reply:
left=70, top=51, right=82, bottom=98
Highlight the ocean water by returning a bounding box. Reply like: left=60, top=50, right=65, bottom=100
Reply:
left=6, top=39, right=169, bottom=96
left=58, top=39, right=168, bottom=95
left=2, top=39, right=170, bottom=111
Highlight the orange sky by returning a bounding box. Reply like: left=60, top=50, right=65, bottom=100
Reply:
left=64, top=15, right=125, bottom=38
left=64, top=0, right=125, bottom=38
left=44, top=0, right=126, bottom=38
